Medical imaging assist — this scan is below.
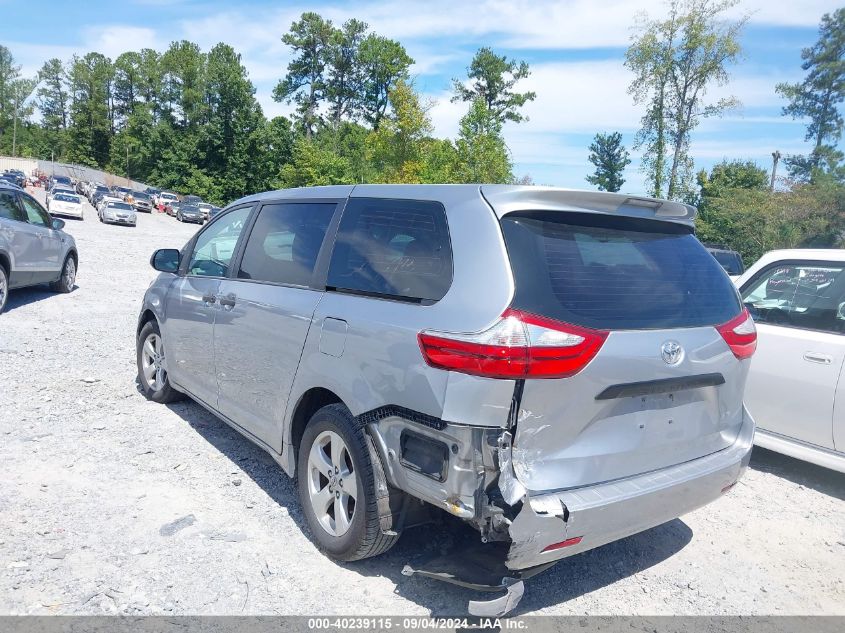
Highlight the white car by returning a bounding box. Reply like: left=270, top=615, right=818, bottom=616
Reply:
left=47, top=192, right=85, bottom=220
left=47, top=186, right=75, bottom=205
left=98, top=201, right=136, bottom=226
left=737, top=249, right=845, bottom=473
left=97, top=195, right=123, bottom=212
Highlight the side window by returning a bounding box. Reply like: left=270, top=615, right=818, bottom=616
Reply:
left=19, top=195, right=50, bottom=227
left=238, top=203, right=335, bottom=286
left=327, top=198, right=453, bottom=302
left=741, top=262, right=845, bottom=334
left=0, top=192, right=23, bottom=222
left=187, top=206, right=252, bottom=278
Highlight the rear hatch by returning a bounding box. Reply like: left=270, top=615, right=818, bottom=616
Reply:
left=498, top=209, right=750, bottom=492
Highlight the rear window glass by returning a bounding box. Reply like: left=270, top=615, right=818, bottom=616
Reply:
left=501, top=212, right=741, bottom=330
left=327, top=198, right=453, bottom=302
left=710, top=250, right=744, bottom=275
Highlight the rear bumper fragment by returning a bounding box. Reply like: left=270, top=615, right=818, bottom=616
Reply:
left=506, top=406, right=755, bottom=570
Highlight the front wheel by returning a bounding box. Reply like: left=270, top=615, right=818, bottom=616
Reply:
left=49, top=255, right=76, bottom=293
left=297, top=404, right=399, bottom=562
left=137, top=320, right=181, bottom=403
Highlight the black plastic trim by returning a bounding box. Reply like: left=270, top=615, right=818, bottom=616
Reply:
left=357, top=405, right=447, bottom=431
left=595, top=373, right=725, bottom=400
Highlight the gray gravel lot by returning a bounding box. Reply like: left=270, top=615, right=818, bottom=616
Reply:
left=0, top=190, right=844, bottom=616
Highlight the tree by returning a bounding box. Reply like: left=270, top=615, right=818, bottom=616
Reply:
left=367, top=79, right=433, bottom=182
left=626, top=0, right=746, bottom=199
left=10, top=77, right=37, bottom=156
left=776, top=8, right=845, bottom=181
left=586, top=132, right=631, bottom=192
left=67, top=52, right=114, bottom=167
left=274, top=12, right=335, bottom=138
left=357, top=35, right=413, bottom=129
left=37, top=59, right=69, bottom=132
left=276, top=137, right=353, bottom=187
left=453, top=98, right=513, bottom=183
left=325, top=19, right=368, bottom=125
left=0, top=45, right=21, bottom=143
left=161, top=41, right=206, bottom=129
left=113, top=51, right=143, bottom=126
left=451, top=47, right=535, bottom=126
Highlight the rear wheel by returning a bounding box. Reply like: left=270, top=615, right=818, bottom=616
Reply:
left=137, top=320, right=181, bottom=403
left=49, top=255, right=76, bottom=293
left=0, top=265, right=8, bottom=314
left=297, top=404, right=399, bottom=561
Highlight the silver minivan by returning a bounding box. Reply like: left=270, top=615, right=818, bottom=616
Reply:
left=137, top=185, right=756, bottom=614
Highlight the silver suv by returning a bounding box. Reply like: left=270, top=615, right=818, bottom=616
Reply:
left=137, top=185, right=756, bottom=614
left=0, top=184, right=78, bottom=314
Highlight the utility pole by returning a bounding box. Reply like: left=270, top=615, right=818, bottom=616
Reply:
left=125, top=144, right=130, bottom=187
left=770, top=150, right=781, bottom=191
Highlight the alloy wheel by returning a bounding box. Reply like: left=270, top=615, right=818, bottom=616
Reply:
left=140, top=333, right=168, bottom=392
left=63, top=258, right=76, bottom=290
left=307, top=430, right=358, bottom=537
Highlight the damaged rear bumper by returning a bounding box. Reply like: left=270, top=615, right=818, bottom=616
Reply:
left=506, top=406, right=755, bottom=570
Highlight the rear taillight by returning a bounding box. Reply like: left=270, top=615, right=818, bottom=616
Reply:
left=418, top=309, right=608, bottom=379
left=717, top=308, right=757, bottom=360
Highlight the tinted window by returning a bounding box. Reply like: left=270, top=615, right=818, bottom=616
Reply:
left=710, top=250, right=744, bottom=275
left=327, top=198, right=453, bottom=301
left=20, top=195, right=51, bottom=227
left=187, top=206, right=251, bottom=277
left=741, top=262, right=845, bottom=334
left=502, top=212, right=741, bottom=330
left=238, top=203, right=335, bottom=286
left=0, top=191, right=23, bottom=222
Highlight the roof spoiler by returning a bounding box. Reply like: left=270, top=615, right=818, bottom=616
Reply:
left=480, top=185, right=696, bottom=225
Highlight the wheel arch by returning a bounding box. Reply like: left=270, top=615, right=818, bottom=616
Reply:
left=137, top=308, right=158, bottom=336
left=287, top=387, right=344, bottom=474
left=0, top=249, right=10, bottom=276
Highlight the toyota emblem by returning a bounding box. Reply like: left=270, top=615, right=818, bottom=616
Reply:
left=661, top=341, right=684, bottom=365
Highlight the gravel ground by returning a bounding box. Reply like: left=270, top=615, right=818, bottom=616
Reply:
left=0, top=189, right=844, bottom=617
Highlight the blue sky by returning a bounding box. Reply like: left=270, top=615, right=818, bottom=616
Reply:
left=1, top=0, right=841, bottom=193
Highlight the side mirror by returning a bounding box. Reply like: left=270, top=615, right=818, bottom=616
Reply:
left=151, top=248, right=181, bottom=273
left=51, top=218, right=65, bottom=230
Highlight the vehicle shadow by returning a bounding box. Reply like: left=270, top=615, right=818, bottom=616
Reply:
left=4, top=284, right=75, bottom=312
left=166, top=398, right=694, bottom=616
left=750, top=446, right=845, bottom=501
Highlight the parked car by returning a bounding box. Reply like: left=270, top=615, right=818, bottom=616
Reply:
left=90, top=185, right=110, bottom=205
left=47, top=192, right=85, bottom=220
left=131, top=191, right=153, bottom=213
left=136, top=185, right=755, bottom=615
left=175, top=204, right=204, bottom=224
left=3, top=170, right=26, bottom=187
left=197, top=202, right=214, bottom=220
left=0, top=175, right=22, bottom=190
left=165, top=201, right=181, bottom=217
left=0, top=183, right=78, bottom=314
left=737, top=249, right=845, bottom=473
left=705, top=244, right=745, bottom=279
left=99, top=201, right=137, bottom=226
left=207, top=205, right=223, bottom=220
left=183, top=195, right=203, bottom=205
left=49, top=175, right=72, bottom=190
left=155, top=192, right=178, bottom=212
left=47, top=185, right=75, bottom=206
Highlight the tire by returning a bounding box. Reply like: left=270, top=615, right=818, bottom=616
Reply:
left=297, top=404, right=399, bottom=561
left=0, top=264, right=8, bottom=314
left=136, top=320, right=181, bottom=404
left=49, top=255, right=76, bottom=293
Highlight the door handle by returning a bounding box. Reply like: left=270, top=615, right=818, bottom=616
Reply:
left=218, top=294, right=236, bottom=309
left=202, top=293, right=216, bottom=305
left=803, top=352, right=833, bottom=365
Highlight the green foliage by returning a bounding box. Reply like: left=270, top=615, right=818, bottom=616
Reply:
left=451, top=47, right=535, bottom=125
left=777, top=8, right=845, bottom=182
left=626, top=0, right=746, bottom=199
left=276, top=138, right=354, bottom=188
left=586, top=132, right=631, bottom=192
left=357, top=35, right=413, bottom=129
left=273, top=12, right=335, bottom=138
left=695, top=160, right=845, bottom=264
left=453, top=98, right=512, bottom=183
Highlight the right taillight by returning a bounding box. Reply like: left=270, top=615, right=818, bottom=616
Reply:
left=717, top=308, right=757, bottom=360
left=418, top=309, right=608, bottom=379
